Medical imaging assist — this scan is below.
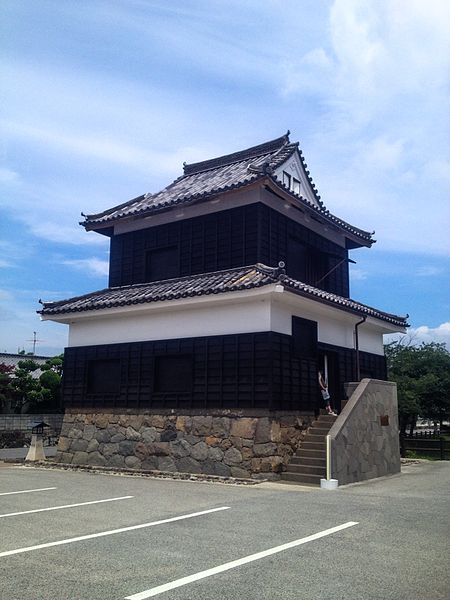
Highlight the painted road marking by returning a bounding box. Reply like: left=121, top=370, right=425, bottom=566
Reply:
left=125, top=521, right=359, bottom=599
left=0, top=487, right=57, bottom=496
left=0, top=495, right=134, bottom=518
left=0, top=506, right=230, bottom=558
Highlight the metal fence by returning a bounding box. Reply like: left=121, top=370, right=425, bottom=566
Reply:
left=0, top=414, right=64, bottom=434
left=400, top=435, right=450, bottom=460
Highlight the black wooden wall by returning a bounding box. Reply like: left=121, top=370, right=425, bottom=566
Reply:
left=62, top=333, right=385, bottom=411
left=109, top=204, right=350, bottom=296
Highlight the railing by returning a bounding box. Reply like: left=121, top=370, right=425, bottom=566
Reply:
left=400, top=436, right=449, bottom=460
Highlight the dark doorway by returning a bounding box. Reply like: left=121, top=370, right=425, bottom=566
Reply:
left=318, top=350, right=340, bottom=412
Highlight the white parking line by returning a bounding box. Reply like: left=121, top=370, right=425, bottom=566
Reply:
left=0, top=487, right=57, bottom=496
left=0, top=495, right=134, bottom=518
left=125, top=521, right=359, bottom=599
left=0, top=506, right=230, bottom=558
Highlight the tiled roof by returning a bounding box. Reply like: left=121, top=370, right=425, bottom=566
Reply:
left=39, top=265, right=408, bottom=328
left=82, top=134, right=296, bottom=228
left=81, top=133, right=373, bottom=245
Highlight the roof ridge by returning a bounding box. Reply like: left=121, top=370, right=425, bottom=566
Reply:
left=183, top=133, right=290, bottom=176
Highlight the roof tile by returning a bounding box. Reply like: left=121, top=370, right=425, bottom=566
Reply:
left=40, top=264, right=408, bottom=328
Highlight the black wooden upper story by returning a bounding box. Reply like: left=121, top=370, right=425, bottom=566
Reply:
left=109, top=203, right=350, bottom=297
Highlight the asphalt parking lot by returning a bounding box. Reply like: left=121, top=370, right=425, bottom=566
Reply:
left=0, top=461, right=449, bottom=600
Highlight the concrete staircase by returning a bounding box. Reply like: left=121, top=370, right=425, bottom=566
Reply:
left=281, top=414, right=337, bottom=485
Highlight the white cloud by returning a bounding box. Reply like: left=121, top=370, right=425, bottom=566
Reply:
left=62, top=258, right=109, bottom=278
left=385, top=322, right=450, bottom=348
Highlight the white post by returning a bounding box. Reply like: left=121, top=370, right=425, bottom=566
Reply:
left=321, top=434, right=338, bottom=489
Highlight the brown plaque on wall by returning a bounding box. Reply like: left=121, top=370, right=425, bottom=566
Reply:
left=380, top=415, right=389, bottom=426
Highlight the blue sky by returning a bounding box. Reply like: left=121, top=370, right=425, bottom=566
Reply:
left=1, top=0, right=449, bottom=355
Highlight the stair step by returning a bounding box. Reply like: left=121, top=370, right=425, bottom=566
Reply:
left=309, top=427, right=333, bottom=436
left=289, top=456, right=325, bottom=467
left=280, top=472, right=323, bottom=485
left=295, top=448, right=325, bottom=459
left=284, top=464, right=326, bottom=476
left=301, top=441, right=325, bottom=450
left=317, top=415, right=338, bottom=423
left=304, top=433, right=326, bottom=442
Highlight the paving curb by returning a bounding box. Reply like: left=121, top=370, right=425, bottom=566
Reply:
left=21, top=460, right=266, bottom=485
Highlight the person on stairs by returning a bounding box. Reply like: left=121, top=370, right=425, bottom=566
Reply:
left=318, top=371, right=337, bottom=416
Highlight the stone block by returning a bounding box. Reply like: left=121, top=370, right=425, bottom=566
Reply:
left=134, top=442, right=149, bottom=460
left=125, top=455, right=141, bottom=469
left=95, top=430, right=111, bottom=443
left=118, top=415, right=130, bottom=427
left=125, top=427, right=141, bottom=441
left=157, top=456, right=177, bottom=472
left=254, top=418, right=271, bottom=443
left=58, top=437, right=71, bottom=452
left=190, top=441, right=209, bottom=461
left=208, top=446, right=224, bottom=462
left=223, top=447, right=242, bottom=465
left=150, top=442, right=170, bottom=456
left=170, top=439, right=191, bottom=458
left=107, top=454, right=125, bottom=468
left=150, top=415, right=166, bottom=429
left=95, top=414, right=110, bottom=429
left=58, top=451, right=73, bottom=464
left=86, top=438, right=100, bottom=453
left=68, top=428, right=83, bottom=440
left=241, top=447, right=254, bottom=460
left=99, top=442, right=119, bottom=458
left=71, top=439, right=89, bottom=452
left=141, top=456, right=158, bottom=470
left=176, top=456, right=202, bottom=474
left=82, top=424, right=97, bottom=441
left=191, top=416, right=213, bottom=436
left=230, top=418, right=257, bottom=439
left=230, top=436, right=243, bottom=449
left=231, top=466, right=251, bottom=478
left=118, top=440, right=135, bottom=456
left=108, top=414, right=119, bottom=424
left=253, top=442, right=277, bottom=457
left=201, top=459, right=217, bottom=475
left=205, top=436, right=220, bottom=446
left=110, top=432, right=125, bottom=443
left=128, top=415, right=144, bottom=430
left=220, top=438, right=232, bottom=450
left=87, top=451, right=107, bottom=467
left=214, top=462, right=231, bottom=477
left=72, top=451, right=89, bottom=465
left=212, top=417, right=231, bottom=437
left=140, top=427, right=158, bottom=443
left=176, top=416, right=191, bottom=432
left=260, top=456, right=283, bottom=473
left=160, top=429, right=177, bottom=442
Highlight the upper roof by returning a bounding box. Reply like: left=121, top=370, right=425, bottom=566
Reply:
left=39, top=264, right=408, bottom=328
left=81, top=133, right=374, bottom=246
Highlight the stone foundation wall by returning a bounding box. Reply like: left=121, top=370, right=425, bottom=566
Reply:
left=55, top=410, right=314, bottom=479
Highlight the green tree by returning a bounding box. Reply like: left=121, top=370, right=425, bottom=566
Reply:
left=385, top=341, right=450, bottom=435
left=10, top=355, right=64, bottom=413
left=0, top=363, right=15, bottom=412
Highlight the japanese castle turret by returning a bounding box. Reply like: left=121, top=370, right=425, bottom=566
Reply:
left=40, top=133, right=408, bottom=478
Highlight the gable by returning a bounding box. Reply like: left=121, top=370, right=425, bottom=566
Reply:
left=273, top=150, right=321, bottom=208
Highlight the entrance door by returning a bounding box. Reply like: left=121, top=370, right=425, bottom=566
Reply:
left=318, top=350, right=340, bottom=412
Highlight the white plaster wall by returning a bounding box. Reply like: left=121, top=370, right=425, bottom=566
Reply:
left=273, top=152, right=320, bottom=207
left=270, top=293, right=385, bottom=355
left=68, top=298, right=272, bottom=347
